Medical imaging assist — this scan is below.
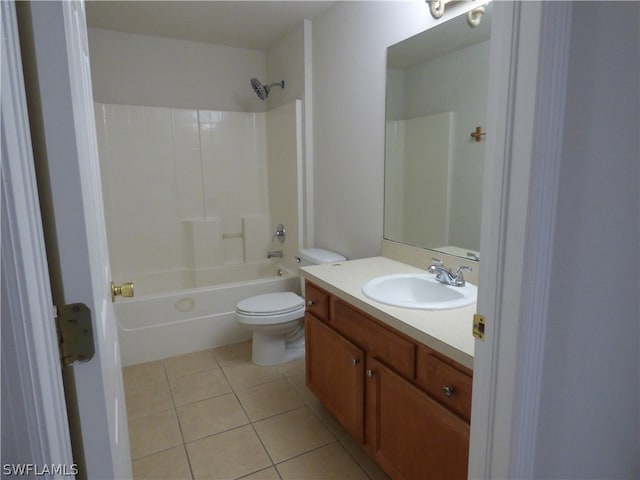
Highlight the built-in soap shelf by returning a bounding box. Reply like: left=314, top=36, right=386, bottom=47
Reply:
left=183, top=214, right=271, bottom=268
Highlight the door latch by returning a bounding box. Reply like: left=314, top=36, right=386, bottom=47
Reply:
left=473, top=313, right=486, bottom=340
left=55, top=303, right=95, bottom=366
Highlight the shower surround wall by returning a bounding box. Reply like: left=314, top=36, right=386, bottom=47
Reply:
left=385, top=112, right=453, bottom=249
left=95, top=101, right=301, bottom=294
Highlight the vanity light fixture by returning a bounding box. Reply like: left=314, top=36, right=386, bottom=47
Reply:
left=426, top=0, right=450, bottom=19
left=466, top=6, right=486, bottom=27
left=427, top=0, right=486, bottom=28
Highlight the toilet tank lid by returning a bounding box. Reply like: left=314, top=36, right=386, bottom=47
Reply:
left=299, top=248, right=347, bottom=264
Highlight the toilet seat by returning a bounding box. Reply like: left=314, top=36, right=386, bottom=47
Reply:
left=236, top=292, right=305, bottom=326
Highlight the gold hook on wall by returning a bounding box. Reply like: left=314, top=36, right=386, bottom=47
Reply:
left=470, top=126, right=486, bottom=142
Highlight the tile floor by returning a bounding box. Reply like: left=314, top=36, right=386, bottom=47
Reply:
left=123, top=341, right=391, bottom=480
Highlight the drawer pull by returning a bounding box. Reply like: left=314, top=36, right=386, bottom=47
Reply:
left=366, top=369, right=376, bottom=378
left=442, top=385, right=455, bottom=397
left=351, top=358, right=360, bottom=366
left=307, top=300, right=316, bottom=308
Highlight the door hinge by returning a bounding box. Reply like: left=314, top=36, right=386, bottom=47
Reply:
left=55, top=303, right=95, bottom=366
left=473, top=313, right=486, bottom=341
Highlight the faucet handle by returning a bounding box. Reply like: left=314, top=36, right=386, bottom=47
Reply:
left=428, top=258, right=445, bottom=274
left=454, top=266, right=472, bottom=286
left=272, top=223, right=286, bottom=244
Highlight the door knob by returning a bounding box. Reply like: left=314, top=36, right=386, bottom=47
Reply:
left=111, top=281, right=134, bottom=302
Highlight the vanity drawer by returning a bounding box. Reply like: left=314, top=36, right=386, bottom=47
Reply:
left=305, top=281, right=329, bottom=322
left=416, top=348, right=472, bottom=422
left=331, top=299, right=415, bottom=380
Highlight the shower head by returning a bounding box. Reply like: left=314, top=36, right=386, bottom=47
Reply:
left=250, top=77, right=285, bottom=100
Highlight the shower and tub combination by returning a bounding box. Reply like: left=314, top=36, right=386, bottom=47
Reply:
left=95, top=79, right=307, bottom=366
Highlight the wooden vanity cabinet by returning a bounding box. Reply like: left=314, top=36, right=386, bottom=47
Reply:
left=366, top=357, right=469, bottom=480
left=416, top=345, right=473, bottom=423
left=304, top=280, right=472, bottom=480
left=304, top=282, right=365, bottom=441
left=305, top=314, right=365, bottom=441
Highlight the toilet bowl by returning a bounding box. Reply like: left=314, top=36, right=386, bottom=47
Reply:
left=235, top=248, right=347, bottom=366
left=235, top=292, right=306, bottom=366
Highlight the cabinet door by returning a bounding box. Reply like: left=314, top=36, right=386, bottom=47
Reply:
left=367, top=358, right=469, bottom=480
left=305, top=314, right=365, bottom=442
left=331, top=299, right=416, bottom=380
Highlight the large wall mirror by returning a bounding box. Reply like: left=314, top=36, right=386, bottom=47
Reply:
left=384, top=4, right=491, bottom=260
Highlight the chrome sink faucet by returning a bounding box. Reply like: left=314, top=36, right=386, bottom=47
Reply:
left=267, top=250, right=283, bottom=259
left=428, top=258, right=472, bottom=287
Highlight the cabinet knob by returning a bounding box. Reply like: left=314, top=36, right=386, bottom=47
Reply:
left=351, top=358, right=360, bottom=366
left=366, top=369, right=376, bottom=378
left=442, top=385, right=455, bottom=397
left=307, top=300, right=316, bottom=308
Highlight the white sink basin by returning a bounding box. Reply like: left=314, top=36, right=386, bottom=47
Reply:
left=361, top=273, right=477, bottom=310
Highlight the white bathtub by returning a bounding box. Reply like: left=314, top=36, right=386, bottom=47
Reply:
left=115, top=262, right=300, bottom=366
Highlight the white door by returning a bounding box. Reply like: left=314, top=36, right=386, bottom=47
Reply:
left=17, top=1, right=131, bottom=478
left=1, top=1, right=75, bottom=473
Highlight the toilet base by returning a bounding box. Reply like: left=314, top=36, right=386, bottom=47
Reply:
left=251, top=329, right=305, bottom=366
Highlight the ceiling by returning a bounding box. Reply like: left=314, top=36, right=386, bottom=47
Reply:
left=85, top=1, right=335, bottom=50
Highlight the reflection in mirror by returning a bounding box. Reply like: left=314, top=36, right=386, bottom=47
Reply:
left=384, top=4, right=491, bottom=260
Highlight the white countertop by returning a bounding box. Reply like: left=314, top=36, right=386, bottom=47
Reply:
left=300, top=256, right=475, bottom=369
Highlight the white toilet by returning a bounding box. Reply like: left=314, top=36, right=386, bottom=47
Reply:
left=235, top=248, right=346, bottom=366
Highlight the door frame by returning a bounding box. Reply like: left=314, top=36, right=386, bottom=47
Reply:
left=1, top=0, right=74, bottom=470
left=469, top=2, right=572, bottom=478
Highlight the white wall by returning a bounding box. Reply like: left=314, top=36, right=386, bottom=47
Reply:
left=533, top=2, right=639, bottom=477
left=266, top=24, right=305, bottom=110
left=88, top=28, right=267, bottom=112
left=311, top=1, right=478, bottom=259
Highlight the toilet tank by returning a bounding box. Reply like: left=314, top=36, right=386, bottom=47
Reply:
left=298, top=248, right=346, bottom=267
left=297, top=248, right=346, bottom=295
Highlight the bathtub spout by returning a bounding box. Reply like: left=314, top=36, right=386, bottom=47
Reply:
left=267, top=250, right=283, bottom=259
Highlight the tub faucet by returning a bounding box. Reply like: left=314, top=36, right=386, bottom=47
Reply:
left=428, top=258, right=471, bottom=287
left=267, top=250, right=283, bottom=259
